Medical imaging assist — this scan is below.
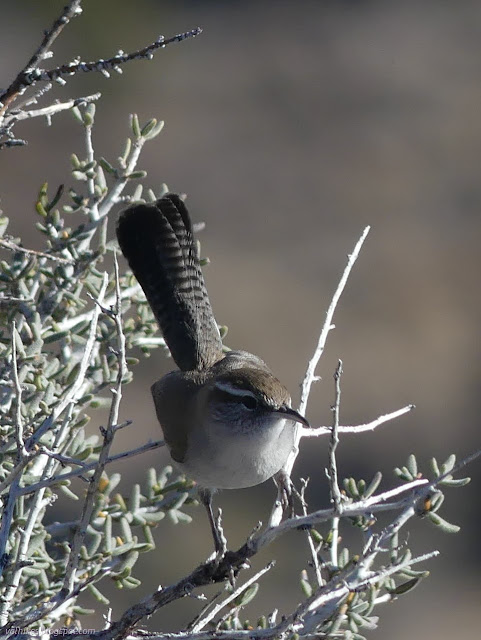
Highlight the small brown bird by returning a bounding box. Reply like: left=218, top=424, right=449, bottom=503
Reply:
left=116, top=194, right=308, bottom=551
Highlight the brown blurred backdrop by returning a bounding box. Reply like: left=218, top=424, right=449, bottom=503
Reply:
left=1, top=1, right=480, bottom=637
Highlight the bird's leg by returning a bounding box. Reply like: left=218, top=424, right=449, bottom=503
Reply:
left=270, top=470, right=295, bottom=528
left=199, top=488, right=227, bottom=557
left=276, top=469, right=295, bottom=514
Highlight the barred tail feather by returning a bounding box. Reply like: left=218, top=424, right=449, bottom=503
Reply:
left=116, top=194, right=223, bottom=371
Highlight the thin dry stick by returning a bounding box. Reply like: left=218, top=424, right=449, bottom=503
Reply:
left=37, top=448, right=89, bottom=470
left=299, top=478, right=323, bottom=587
left=328, top=360, right=343, bottom=512
left=327, top=360, right=343, bottom=569
left=270, top=227, right=370, bottom=530
left=5, top=92, right=100, bottom=123
left=302, top=404, right=415, bottom=437
left=299, top=226, right=370, bottom=415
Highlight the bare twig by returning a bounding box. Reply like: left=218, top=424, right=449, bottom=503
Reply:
left=282, top=227, right=370, bottom=485
left=37, top=447, right=89, bottom=470
left=255, top=478, right=429, bottom=552
left=0, top=0, right=200, bottom=153
left=327, top=360, right=343, bottom=569
left=301, top=404, right=415, bottom=437
left=60, top=476, right=437, bottom=639
left=299, top=478, right=323, bottom=587
left=328, top=360, right=343, bottom=512
left=10, top=82, right=53, bottom=113
left=80, top=494, right=423, bottom=639
left=299, top=226, right=370, bottom=415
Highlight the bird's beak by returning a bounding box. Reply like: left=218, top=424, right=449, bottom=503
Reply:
left=274, top=405, right=310, bottom=428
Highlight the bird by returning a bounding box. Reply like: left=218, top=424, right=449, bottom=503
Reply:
left=116, top=193, right=309, bottom=552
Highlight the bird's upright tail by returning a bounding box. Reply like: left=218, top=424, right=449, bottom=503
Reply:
left=116, top=194, right=223, bottom=371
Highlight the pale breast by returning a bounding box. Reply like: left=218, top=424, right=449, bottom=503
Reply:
left=178, top=416, right=296, bottom=489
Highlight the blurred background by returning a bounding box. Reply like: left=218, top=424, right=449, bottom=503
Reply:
left=1, top=0, right=480, bottom=637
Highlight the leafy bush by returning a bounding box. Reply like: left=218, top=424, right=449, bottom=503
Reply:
left=0, top=3, right=476, bottom=638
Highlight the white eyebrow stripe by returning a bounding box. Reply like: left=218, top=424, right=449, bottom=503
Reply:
left=214, top=381, right=257, bottom=398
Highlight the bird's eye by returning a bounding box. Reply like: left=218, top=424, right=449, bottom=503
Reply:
left=241, top=395, right=258, bottom=410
